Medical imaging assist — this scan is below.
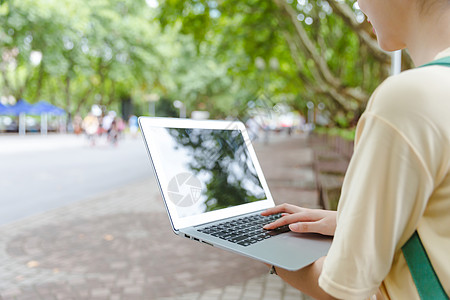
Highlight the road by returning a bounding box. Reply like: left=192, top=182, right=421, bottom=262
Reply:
left=0, top=134, right=155, bottom=225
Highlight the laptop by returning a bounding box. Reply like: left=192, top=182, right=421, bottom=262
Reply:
left=139, top=116, right=331, bottom=271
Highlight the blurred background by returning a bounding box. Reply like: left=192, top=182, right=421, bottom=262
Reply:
left=0, top=0, right=412, bottom=132
left=0, top=0, right=412, bottom=299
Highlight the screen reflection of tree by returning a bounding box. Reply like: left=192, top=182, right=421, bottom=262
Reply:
left=168, top=128, right=266, bottom=212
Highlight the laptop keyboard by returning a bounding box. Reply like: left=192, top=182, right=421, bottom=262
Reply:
left=197, top=213, right=290, bottom=247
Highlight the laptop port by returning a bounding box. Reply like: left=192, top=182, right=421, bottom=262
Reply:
left=202, top=241, right=213, bottom=247
left=184, top=234, right=190, bottom=239
left=193, top=237, right=199, bottom=242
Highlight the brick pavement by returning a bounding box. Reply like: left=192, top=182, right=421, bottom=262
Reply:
left=0, top=133, right=318, bottom=300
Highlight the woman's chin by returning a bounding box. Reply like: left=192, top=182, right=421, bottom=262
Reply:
left=378, top=39, right=406, bottom=52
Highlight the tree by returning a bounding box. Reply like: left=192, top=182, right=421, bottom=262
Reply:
left=156, top=0, right=412, bottom=126
left=0, top=0, right=413, bottom=126
left=0, top=0, right=246, bottom=120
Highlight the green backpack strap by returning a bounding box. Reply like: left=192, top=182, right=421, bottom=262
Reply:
left=401, top=56, right=450, bottom=299
left=402, top=232, right=448, bottom=299
left=419, top=56, right=450, bottom=68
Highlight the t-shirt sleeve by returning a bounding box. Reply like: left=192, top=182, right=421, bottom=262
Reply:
left=318, top=111, right=435, bottom=299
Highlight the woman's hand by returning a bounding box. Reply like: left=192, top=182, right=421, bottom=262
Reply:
left=261, top=204, right=337, bottom=236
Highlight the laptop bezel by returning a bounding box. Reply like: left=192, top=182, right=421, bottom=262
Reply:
left=139, top=117, right=275, bottom=232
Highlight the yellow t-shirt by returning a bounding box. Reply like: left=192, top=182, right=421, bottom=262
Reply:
left=319, top=47, right=450, bottom=300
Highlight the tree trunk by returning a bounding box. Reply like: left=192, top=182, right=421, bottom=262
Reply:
left=65, top=75, right=72, bottom=131
left=0, top=63, right=12, bottom=98
left=273, top=0, right=370, bottom=109
left=75, top=86, right=94, bottom=115
left=34, top=62, right=45, bottom=102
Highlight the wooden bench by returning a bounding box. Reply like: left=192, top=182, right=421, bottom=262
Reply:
left=310, top=133, right=353, bottom=210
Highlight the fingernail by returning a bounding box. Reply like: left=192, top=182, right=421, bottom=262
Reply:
left=289, top=224, right=299, bottom=231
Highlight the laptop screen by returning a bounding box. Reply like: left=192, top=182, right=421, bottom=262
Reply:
left=149, top=127, right=267, bottom=219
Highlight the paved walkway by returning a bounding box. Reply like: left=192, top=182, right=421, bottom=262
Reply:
left=0, top=132, right=319, bottom=300
left=0, top=133, right=88, bottom=155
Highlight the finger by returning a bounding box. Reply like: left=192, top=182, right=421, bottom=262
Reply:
left=289, top=221, right=328, bottom=235
left=264, top=209, right=324, bottom=229
left=261, top=203, right=302, bottom=216
left=263, top=213, right=308, bottom=230
left=261, top=204, right=292, bottom=216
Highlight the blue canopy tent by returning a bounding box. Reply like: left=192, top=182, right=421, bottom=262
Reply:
left=28, top=101, right=65, bottom=116
left=28, top=101, right=66, bottom=135
left=10, top=99, right=33, bottom=115
left=0, top=103, right=15, bottom=132
left=7, top=99, right=33, bottom=135
left=0, top=103, right=15, bottom=115
left=2, top=99, right=66, bottom=134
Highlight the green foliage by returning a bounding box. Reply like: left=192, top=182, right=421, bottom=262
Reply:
left=315, top=126, right=356, bottom=141
left=0, top=0, right=236, bottom=118
left=156, top=0, right=389, bottom=124
left=0, top=0, right=389, bottom=125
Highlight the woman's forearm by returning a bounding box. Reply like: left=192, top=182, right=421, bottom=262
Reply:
left=274, top=256, right=337, bottom=300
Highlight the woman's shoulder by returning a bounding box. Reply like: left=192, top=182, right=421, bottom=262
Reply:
left=366, top=66, right=450, bottom=116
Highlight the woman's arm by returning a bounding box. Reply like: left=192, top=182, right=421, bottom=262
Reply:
left=274, top=257, right=338, bottom=300
left=261, top=204, right=338, bottom=298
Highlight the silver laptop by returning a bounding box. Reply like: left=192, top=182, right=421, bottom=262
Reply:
left=139, top=116, right=331, bottom=271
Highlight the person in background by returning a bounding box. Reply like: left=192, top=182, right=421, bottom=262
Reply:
left=262, top=0, right=450, bottom=298
left=108, top=117, right=119, bottom=146
left=102, top=111, right=115, bottom=137
left=73, top=114, right=83, bottom=135
left=128, top=115, right=139, bottom=138
left=116, top=117, right=125, bottom=137
left=82, top=113, right=99, bottom=147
